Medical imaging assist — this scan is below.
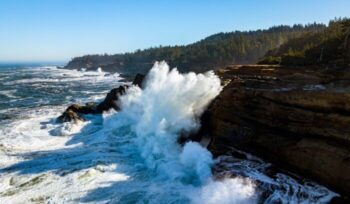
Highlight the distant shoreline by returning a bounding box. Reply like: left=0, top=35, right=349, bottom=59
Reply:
left=0, top=62, right=67, bottom=68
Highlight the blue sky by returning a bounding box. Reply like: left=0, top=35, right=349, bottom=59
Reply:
left=0, top=0, right=349, bottom=62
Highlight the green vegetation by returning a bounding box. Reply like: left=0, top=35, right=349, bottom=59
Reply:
left=259, top=18, right=350, bottom=67
left=65, top=24, right=325, bottom=74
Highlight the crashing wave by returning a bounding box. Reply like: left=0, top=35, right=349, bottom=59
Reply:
left=0, top=62, right=337, bottom=203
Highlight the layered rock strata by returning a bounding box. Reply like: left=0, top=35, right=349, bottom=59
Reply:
left=207, top=65, right=350, bottom=196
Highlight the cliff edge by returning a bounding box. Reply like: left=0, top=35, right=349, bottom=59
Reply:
left=207, top=65, right=350, bottom=196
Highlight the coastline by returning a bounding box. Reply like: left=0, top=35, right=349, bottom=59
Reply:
left=55, top=64, right=350, bottom=201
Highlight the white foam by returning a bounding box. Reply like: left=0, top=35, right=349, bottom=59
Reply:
left=100, top=62, right=259, bottom=203
left=192, top=178, right=257, bottom=204
left=180, top=142, right=214, bottom=184
left=0, top=90, right=17, bottom=98
left=3, top=67, right=121, bottom=85
left=104, top=61, right=222, bottom=183
left=216, top=153, right=338, bottom=203
left=0, top=105, right=129, bottom=203
left=0, top=62, right=338, bottom=203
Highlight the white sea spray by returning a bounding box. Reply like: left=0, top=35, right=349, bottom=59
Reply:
left=0, top=63, right=337, bottom=203
left=104, top=61, right=222, bottom=183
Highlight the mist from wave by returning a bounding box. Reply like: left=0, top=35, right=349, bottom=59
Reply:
left=0, top=62, right=337, bottom=203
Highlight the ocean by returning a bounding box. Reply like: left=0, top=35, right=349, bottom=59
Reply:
left=0, top=62, right=338, bottom=203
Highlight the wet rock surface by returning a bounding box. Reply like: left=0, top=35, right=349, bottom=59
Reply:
left=132, top=73, right=145, bottom=88
left=207, top=65, right=350, bottom=196
left=95, top=85, right=129, bottom=112
left=212, top=147, right=342, bottom=203
left=57, top=74, right=144, bottom=123
left=57, top=106, right=87, bottom=123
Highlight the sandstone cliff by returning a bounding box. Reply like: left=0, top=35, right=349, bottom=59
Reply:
left=207, top=65, right=350, bottom=196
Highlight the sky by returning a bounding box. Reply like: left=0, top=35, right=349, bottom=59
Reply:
left=0, top=0, right=349, bottom=62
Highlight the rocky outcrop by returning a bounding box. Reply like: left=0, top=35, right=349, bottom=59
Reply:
left=132, top=73, right=145, bottom=88
left=57, top=103, right=97, bottom=123
left=207, top=65, right=350, bottom=196
left=57, top=74, right=145, bottom=123
left=95, top=85, right=129, bottom=112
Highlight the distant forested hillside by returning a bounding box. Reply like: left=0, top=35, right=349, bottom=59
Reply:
left=259, top=18, right=350, bottom=67
left=65, top=23, right=325, bottom=74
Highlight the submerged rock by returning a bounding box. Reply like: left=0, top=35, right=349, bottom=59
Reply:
left=57, top=74, right=145, bottom=123
left=207, top=65, right=350, bottom=196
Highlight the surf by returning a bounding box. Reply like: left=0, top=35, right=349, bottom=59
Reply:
left=0, top=62, right=337, bottom=203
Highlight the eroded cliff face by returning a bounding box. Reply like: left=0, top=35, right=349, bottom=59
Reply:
left=207, top=65, right=350, bottom=195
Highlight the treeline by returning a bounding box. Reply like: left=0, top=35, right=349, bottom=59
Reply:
left=258, top=18, right=350, bottom=67
left=65, top=23, right=325, bottom=74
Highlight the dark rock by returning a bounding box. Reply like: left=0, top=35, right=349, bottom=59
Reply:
left=0, top=114, right=12, bottom=121
left=56, top=103, right=97, bottom=123
left=57, top=73, right=145, bottom=123
left=330, top=196, right=350, bottom=204
left=178, top=110, right=212, bottom=147
left=96, top=85, right=129, bottom=112
left=56, top=109, right=85, bottom=123
left=132, top=74, right=145, bottom=88
left=67, top=104, right=97, bottom=114
left=207, top=65, right=350, bottom=196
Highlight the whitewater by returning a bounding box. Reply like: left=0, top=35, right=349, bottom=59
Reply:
left=0, top=62, right=337, bottom=203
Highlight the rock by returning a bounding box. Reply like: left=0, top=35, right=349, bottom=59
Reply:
left=56, top=103, right=97, bottom=123
left=56, top=109, right=86, bottom=123
left=132, top=73, right=145, bottom=88
left=68, top=103, right=97, bottom=114
left=96, top=85, right=129, bottom=112
left=178, top=110, right=213, bottom=147
left=96, top=74, right=145, bottom=112
left=95, top=73, right=145, bottom=112
left=207, top=65, right=350, bottom=196
left=57, top=73, right=145, bottom=123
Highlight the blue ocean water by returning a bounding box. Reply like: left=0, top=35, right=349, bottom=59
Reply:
left=0, top=63, right=338, bottom=203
